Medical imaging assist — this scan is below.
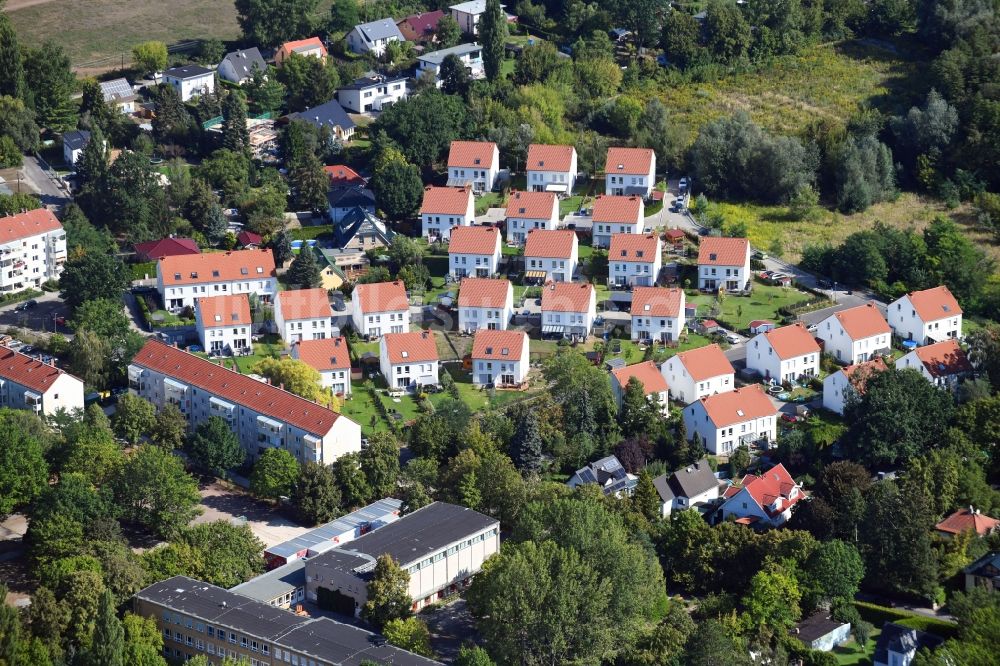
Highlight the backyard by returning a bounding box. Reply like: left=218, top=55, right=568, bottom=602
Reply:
left=686, top=283, right=816, bottom=331
left=192, top=335, right=286, bottom=374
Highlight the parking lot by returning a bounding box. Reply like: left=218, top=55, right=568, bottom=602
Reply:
left=0, top=292, right=70, bottom=337
left=192, top=480, right=310, bottom=548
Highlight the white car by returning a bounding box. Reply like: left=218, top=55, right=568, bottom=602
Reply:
left=679, top=177, right=689, bottom=191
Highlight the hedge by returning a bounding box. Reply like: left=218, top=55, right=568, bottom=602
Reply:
left=854, top=601, right=958, bottom=640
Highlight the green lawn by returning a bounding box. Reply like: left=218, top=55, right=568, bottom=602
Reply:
left=192, top=335, right=286, bottom=374
left=559, top=195, right=585, bottom=217
left=149, top=309, right=192, bottom=327
left=131, top=261, right=157, bottom=281
left=476, top=191, right=505, bottom=214
left=686, top=283, right=815, bottom=330
left=348, top=339, right=380, bottom=363
left=607, top=333, right=720, bottom=365
left=289, top=226, right=335, bottom=242
left=831, top=635, right=878, bottom=666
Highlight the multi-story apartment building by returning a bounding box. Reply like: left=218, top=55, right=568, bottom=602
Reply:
left=605, top=147, right=656, bottom=197
left=697, top=237, right=751, bottom=292
left=0, top=208, right=67, bottom=296
left=591, top=195, right=644, bottom=248
left=888, top=285, right=963, bottom=345
left=504, top=190, right=559, bottom=245
left=470, top=329, right=529, bottom=387
left=608, top=233, right=662, bottom=288
left=195, top=294, right=253, bottom=355
left=525, top=143, right=577, bottom=194
left=351, top=280, right=409, bottom=338
left=0, top=346, right=84, bottom=416
left=630, top=286, right=685, bottom=343
left=420, top=186, right=475, bottom=241
left=523, top=229, right=578, bottom=282
left=448, top=226, right=502, bottom=278
left=128, top=340, right=361, bottom=465
left=156, top=249, right=278, bottom=311
left=134, top=576, right=439, bottom=665
left=291, top=336, right=352, bottom=396
left=274, top=288, right=333, bottom=344
left=303, top=502, right=499, bottom=614
left=446, top=140, right=498, bottom=193
left=457, top=277, right=513, bottom=333
left=379, top=330, right=440, bottom=389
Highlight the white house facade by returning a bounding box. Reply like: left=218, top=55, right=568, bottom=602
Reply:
left=661, top=343, right=735, bottom=404
left=747, top=323, right=821, bottom=383
left=821, top=357, right=888, bottom=415
left=448, top=225, right=502, bottom=278
left=652, top=459, right=720, bottom=518
left=719, top=463, right=805, bottom=528
left=888, top=285, right=963, bottom=345
left=421, top=186, right=475, bottom=241
left=336, top=74, right=409, bottom=113
left=470, top=329, right=529, bottom=387
left=274, top=288, right=334, bottom=344
left=351, top=281, right=410, bottom=338
left=0, top=208, right=67, bottom=297
left=609, top=233, right=662, bottom=288
left=346, top=18, right=405, bottom=55
left=697, top=237, right=751, bottom=292
left=457, top=277, right=513, bottom=333
left=291, top=336, right=352, bottom=396
left=446, top=140, right=498, bottom=193
left=815, top=303, right=891, bottom=365
left=416, top=43, right=485, bottom=86
left=505, top=190, right=559, bottom=245
left=897, top=339, right=973, bottom=390
left=523, top=229, right=578, bottom=282
left=379, top=330, right=440, bottom=389
left=525, top=144, right=577, bottom=194
left=162, top=65, right=215, bottom=102
left=194, top=294, right=253, bottom=355
left=591, top=195, right=644, bottom=248
left=540, top=282, right=596, bottom=340
left=605, top=147, right=656, bottom=197
left=610, top=361, right=669, bottom=414
left=0, top=347, right=84, bottom=416
left=630, top=286, right=685, bottom=343
left=683, top=385, right=778, bottom=455
left=156, top=249, right=278, bottom=311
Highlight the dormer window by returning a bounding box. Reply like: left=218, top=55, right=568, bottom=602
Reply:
left=212, top=270, right=220, bottom=277
left=501, top=348, right=509, bottom=355
left=644, top=304, right=650, bottom=311
left=474, top=158, right=481, bottom=165
left=231, top=313, right=239, bottom=321
left=214, top=315, right=222, bottom=322
left=736, top=409, right=744, bottom=417
left=636, top=250, right=643, bottom=258
left=256, top=267, right=264, bottom=273
left=190, top=272, right=198, bottom=278
left=485, top=347, right=493, bottom=354
left=621, top=251, right=627, bottom=257
left=241, top=267, right=249, bottom=275
left=617, top=164, right=624, bottom=170
left=174, top=273, right=181, bottom=280
left=401, top=351, right=408, bottom=358
left=709, top=253, right=717, bottom=261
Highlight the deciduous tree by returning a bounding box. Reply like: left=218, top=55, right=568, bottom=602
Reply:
left=131, top=42, right=168, bottom=74
left=480, top=0, right=508, bottom=81
left=113, top=394, right=156, bottom=445
left=362, top=554, right=412, bottom=628
left=250, top=448, right=300, bottom=500
left=371, top=158, right=423, bottom=221
left=382, top=617, right=434, bottom=657
left=0, top=408, right=48, bottom=517
left=112, top=445, right=200, bottom=537
left=360, top=432, right=400, bottom=499
left=188, top=416, right=245, bottom=475
left=291, top=461, right=342, bottom=525
left=235, top=0, right=319, bottom=47
left=150, top=404, right=187, bottom=450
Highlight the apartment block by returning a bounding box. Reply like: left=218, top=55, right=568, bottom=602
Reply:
left=157, top=249, right=278, bottom=311
left=0, top=208, right=67, bottom=296
left=0, top=346, right=84, bottom=416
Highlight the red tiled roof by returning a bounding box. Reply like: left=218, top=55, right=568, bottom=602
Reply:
left=749, top=320, right=773, bottom=328
left=604, top=147, right=654, bottom=175
left=840, top=357, right=888, bottom=392
left=448, top=225, right=500, bottom=255
left=524, top=229, right=576, bottom=259
left=397, top=10, right=445, bottom=36
left=935, top=508, right=1000, bottom=536
left=526, top=144, right=575, bottom=172
left=698, top=384, right=777, bottom=428
left=698, top=237, right=750, bottom=266
left=592, top=195, right=643, bottom=224
left=0, top=346, right=80, bottom=394
left=353, top=281, right=408, bottom=314
left=907, top=285, right=963, bottom=322
left=277, top=37, right=327, bottom=60
left=762, top=323, right=820, bottom=360
left=612, top=360, right=668, bottom=395
left=448, top=140, right=497, bottom=169
left=0, top=208, right=62, bottom=245
left=674, top=344, right=734, bottom=382
left=294, top=336, right=350, bottom=372
left=457, top=277, right=511, bottom=308
left=382, top=330, right=438, bottom=364
left=735, top=463, right=806, bottom=517
left=664, top=228, right=685, bottom=240
left=277, top=288, right=333, bottom=321
left=324, top=164, right=366, bottom=187
left=420, top=186, right=473, bottom=216
left=610, top=234, right=660, bottom=262
left=541, top=281, right=594, bottom=313
left=505, top=190, right=557, bottom=219
left=134, top=237, right=200, bottom=261
left=158, top=249, right=276, bottom=286
left=631, top=286, right=683, bottom=318
left=472, top=329, right=527, bottom=361
left=196, top=294, right=251, bottom=328
left=833, top=303, right=890, bottom=340
left=912, top=339, right=972, bottom=378
left=236, top=231, right=263, bottom=247
left=131, top=340, right=347, bottom=435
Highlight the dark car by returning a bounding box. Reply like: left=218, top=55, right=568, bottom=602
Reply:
left=13, top=300, right=36, bottom=312
left=20, top=345, right=35, bottom=354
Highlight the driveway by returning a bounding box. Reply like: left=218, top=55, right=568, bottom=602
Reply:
left=422, top=598, right=482, bottom=662
left=192, top=480, right=310, bottom=548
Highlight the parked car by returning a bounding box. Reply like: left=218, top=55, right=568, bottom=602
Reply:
left=752, top=250, right=767, bottom=260
left=20, top=345, right=34, bottom=354
left=725, top=332, right=741, bottom=344
left=679, top=177, right=689, bottom=192
left=759, top=270, right=775, bottom=279
left=806, top=323, right=818, bottom=333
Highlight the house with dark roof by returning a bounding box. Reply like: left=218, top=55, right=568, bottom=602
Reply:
left=652, top=459, right=721, bottom=518
left=963, top=551, right=1000, bottom=592
left=162, top=64, right=215, bottom=102
left=133, top=237, right=200, bottom=263
left=62, top=129, right=91, bottom=166
left=327, top=186, right=375, bottom=223
left=98, top=77, right=137, bottom=113
left=417, top=43, right=486, bottom=87
left=347, top=18, right=404, bottom=55
left=336, top=73, right=409, bottom=113
left=397, top=10, right=446, bottom=42
left=332, top=207, right=394, bottom=253
left=873, top=622, right=944, bottom=666
left=793, top=611, right=851, bottom=652
left=718, top=462, right=806, bottom=527
left=236, top=230, right=263, bottom=249
left=218, top=47, right=267, bottom=84
left=288, top=99, right=356, bottom=141
left=0, top=346, right=84, bottom=416
left=567, top=455, right=638, bottom=497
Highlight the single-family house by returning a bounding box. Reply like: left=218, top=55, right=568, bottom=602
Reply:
left=525, top=144, right=577, bottom=194
left=747, top=323, right=821, bottom=383
left=684, top=384, right=778, bottom=455
left=873, top=623, right=944, bottom=666
left=274, top=288, right=333, bottom=344
left=888, top=285, right=963, bottom=345
left=935, top=507, right=999, bottom=539
left=379, top=330, right=440, bottom=389
left=421, top=186, right=475, bottom=241
left=347, top=19, right=404, bottom=56
left=236, top=230, right=263, bottom=249
left=591, top=195, right=644, bottom=248
left=133, top=237, right=200, bottom=263
left=794, top=613, right=852, bottom=653
left=98, top=78, right=137, bottom=114
left=446, top=140, right=498, bottom=193
left=449, top=0, right=496, bottom=34
left=162, top=64, right=215, bottom=102
left=524, top=229, right=578, bottom=282
left=821, top=357, right=888, bottom=415
left=541, top=281, right=596, bottom=340
left=652, top=459, right=721, bottom=518
left=291, top=336, right=352, bottom=395
left=567, top=455, right=637, bottom=497
left=897, top=339, right=972, bottom=389
left=62, top=130, right=91, bottom=167
left=448, top=225, right=502, bottom=278
left=416, top=44, right=485, bottom=86
left=749, top=320, right=775, bottom=335
left=457, top=277, right=513, bottom=333
left=505, top=190, right=559, bottom=244
left=609, top=233, right=662, bottom=288
left=333, top=207, right=394, bottom=252
left=337, top=73, right=408, bottom=113
left=604, top=147, right=656, bottom=197
left=630, top=286, right=685, bottom=343
left=324, top=165, right=366, bottom=188
left=719, top=462, right=805, bottom=527
left=218, top=48, right=267, bottom=84
left=963, top=552, right=1000, bottom=592
left=288, top=98, right=356, bottom=141
left=327, top=186, right=376, bottom=223
left=156, top=249, right=278, bottom=311
left=471, top=329, right=529, bottom=387
left=275, top=37, right=327, bottom=64
left=194, top=294, right=253, bottom=355
left=697, top=237, right=751, bottom=292
left=661, top=343, right=735, bottom=403
left=0, top=346, right=85, bottom=416
left=352, top=280, right=409, bottom=338
left=610, top=361, right=668, bottom=414
left=816, top=303, right=891, bottom=365
left=396, top=10, right=446, bottom=42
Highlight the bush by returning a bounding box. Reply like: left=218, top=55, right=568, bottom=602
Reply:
left=853, top=601, right=959, bottom=639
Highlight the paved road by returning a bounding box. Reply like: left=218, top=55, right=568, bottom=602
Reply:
left=19, top=156, right=71, bottom=209
left=0, top=291, right=70, bottom=338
